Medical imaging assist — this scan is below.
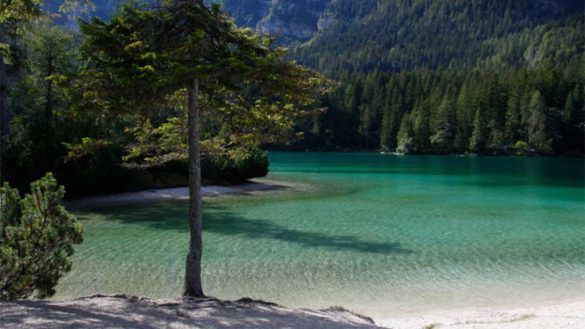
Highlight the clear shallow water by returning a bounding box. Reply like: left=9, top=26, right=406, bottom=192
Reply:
left=56, top=153, right=585, bottom=318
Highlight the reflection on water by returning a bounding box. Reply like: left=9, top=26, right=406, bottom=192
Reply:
left=56, top=153, right=585, bottom=318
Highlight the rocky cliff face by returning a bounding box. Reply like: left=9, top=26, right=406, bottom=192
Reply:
left=224, top=0, right=331, bottom=41
left=49, top=0, right=331, bottom=41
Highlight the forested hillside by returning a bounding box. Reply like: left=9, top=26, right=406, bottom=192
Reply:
left=293, top=0, right=583, bottom=71
left=225, top=0, right=585, bottom=155
left=42, top=0, right=585, bottom=155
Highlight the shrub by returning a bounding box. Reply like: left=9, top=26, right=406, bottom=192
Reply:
left=513, top=141, right=533, bottom=156
left=202, top=147, right=269, bottom=185
left=0, top=173, right=83, bottom=300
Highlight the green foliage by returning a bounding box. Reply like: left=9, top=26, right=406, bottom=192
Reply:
left=276, top=0, right=585, bottom=155
left=0, top=0, right=43, bottom=24
left=3, top=1, right=329, bottom=196
left=513, top=140, right=532, bottom=156
left=396, top=113, right=414, bottom=154
left=78, top=0, right=327, bottom=117
left=293, top=61, right=584, bottom=155
left=527, top=91, right=552, bottom=154
left=0, top=173, right=83, bottom=301
left=0, top=0, right=93, bottom=23
left=78, top=0, right=329, bottom=170
left=292, top=0, right=584, bottom=73
left=430, top=97, right=456, bottom=152
left=202, top=147, right=269, bottom=184
left=2, top=20, right=81, bottom=191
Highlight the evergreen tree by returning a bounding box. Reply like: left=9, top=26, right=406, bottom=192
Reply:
left=505, top=82, right=522, bottom=145
left=412, top=101, right=431, bottom=152
left=0, top=173, right=83, bottom=300
left=431, top=96, right=456, bottom=152
left=396, top=112, right=414, bottom=154
left=80, top=0, right=325, bottom=297
left=469, top=107, right=487, bottom=153
left=527, top=91, right=552, bottom=153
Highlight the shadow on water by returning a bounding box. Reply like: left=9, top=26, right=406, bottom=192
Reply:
left=204, top=204, right=412, bottom=255
left=76, top=201, right=190, bottom=232
left=81, top=201, right=411, bottom=256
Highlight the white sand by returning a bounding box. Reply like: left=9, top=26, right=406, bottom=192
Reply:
left=0, top=295, right=381, bottom=329
left=67, top=179, right=284, bottom=207
left=2, top=295, right=583, bottom=328
left=381, top=299, right=585, bottom=328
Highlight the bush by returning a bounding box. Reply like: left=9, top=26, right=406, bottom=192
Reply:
left=202, top=147, right=269, bottom=185
left=0, top=173, right=83, bottom=300
left=513, top=141, right=534, bottom=156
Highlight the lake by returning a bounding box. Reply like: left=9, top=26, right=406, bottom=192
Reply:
left=56, top=152, right=585, bottom=319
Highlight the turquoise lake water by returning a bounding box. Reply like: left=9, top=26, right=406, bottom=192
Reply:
left=56, top=153, right=585, bottom=318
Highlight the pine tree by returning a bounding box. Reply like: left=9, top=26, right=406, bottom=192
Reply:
left=396, top=112, right=414, bottom=154
left=431, top=95, right=456, bottom=152
left=80, top=0, right=325, bottom=297
left=412, top=101, right=431, bottom=152
left=505, top=83, right=522, bottom=145
left=380, top=101, right=401, bottom=152
left=527, top=90, right=551, bottom=153
left=469, top=107, right=487, bottom=153
left=0, top=173, right=83, bottom=300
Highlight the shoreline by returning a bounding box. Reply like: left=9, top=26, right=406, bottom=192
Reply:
left=2, top=295, right=584, bottom=328
left=66, top=178, right=289, bottom=208
left=273, top=150, right=584, bottom=158
left=381, top=298, right=585, bottom=328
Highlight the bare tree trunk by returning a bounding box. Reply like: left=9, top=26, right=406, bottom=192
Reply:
left=44, top=47, right=54, bottom=134
left=0, top=50, right=8, bottom=184
left=0, top=53, right=8, bottom=137
left=184, top=78, right=204, bottom=298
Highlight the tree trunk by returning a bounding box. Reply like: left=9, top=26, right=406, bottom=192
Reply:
left=0, top=48, right=8, bottom=184
left=0, top=53, right=8, bottom=137
left=184, top=78, right=204, bottom=298
left=45, top=47, right=54, bottom=134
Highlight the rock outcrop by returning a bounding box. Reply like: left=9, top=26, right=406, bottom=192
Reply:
left=224, top=0, right=331, bottom=41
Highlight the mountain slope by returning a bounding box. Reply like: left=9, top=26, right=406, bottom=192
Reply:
left=45, top=0, right=585, bottom=155
left=299, top=0, right=583, bottom=72
left=223, top=0, right=584, bottom=155
left=224, top=0, right=330, bottom=41
left=224, top=0, right=584, bottom=72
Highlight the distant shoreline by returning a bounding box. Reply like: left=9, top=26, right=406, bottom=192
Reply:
left=270, top=149, right=585, bottom=158
left=66, top=178, right=289, bottom=208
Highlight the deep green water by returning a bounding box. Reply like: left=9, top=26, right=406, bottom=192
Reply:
left=57, top=153, right=585, bottom=318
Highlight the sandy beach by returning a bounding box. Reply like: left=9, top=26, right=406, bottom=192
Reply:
left=0, top=295, right=381, bottom=329
left=1, top=295, right=584, bottom=328
left=380, top=299, right=585, bottom=328
left=66, top=179, right=287, bottom=208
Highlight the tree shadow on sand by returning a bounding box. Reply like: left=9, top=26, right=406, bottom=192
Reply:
left=0, top=296, right=383, bottom=328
